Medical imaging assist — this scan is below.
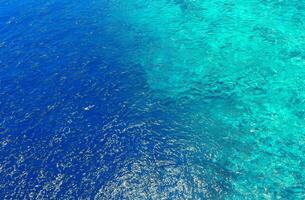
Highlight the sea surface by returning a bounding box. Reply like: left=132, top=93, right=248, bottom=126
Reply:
left=0, top=0, right=305, bottom=199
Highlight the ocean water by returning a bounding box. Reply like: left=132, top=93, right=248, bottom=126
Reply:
left=0, top=0, right=304, bottom=199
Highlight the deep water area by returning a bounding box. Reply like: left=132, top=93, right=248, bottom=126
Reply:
left=0, top=0, right=304, bottom=199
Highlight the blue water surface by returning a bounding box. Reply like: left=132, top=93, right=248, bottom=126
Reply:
left=0, top=1, right=229, bottom=199
left=1, top=0, right=305, bottom=199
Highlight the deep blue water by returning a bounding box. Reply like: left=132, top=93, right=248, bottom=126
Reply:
left=1, top=0, right=305, bottom=199
left=1, top=1, right=228, bottom=198
left=0, top=1, right=149, bottom=198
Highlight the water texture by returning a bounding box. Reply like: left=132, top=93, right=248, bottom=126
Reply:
left=0, top=0, right=304, bottom=199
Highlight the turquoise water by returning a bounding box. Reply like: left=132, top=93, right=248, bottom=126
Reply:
left=0, top=0, right=304, bottom=199
left=105, top=0, right=305, bottom=198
